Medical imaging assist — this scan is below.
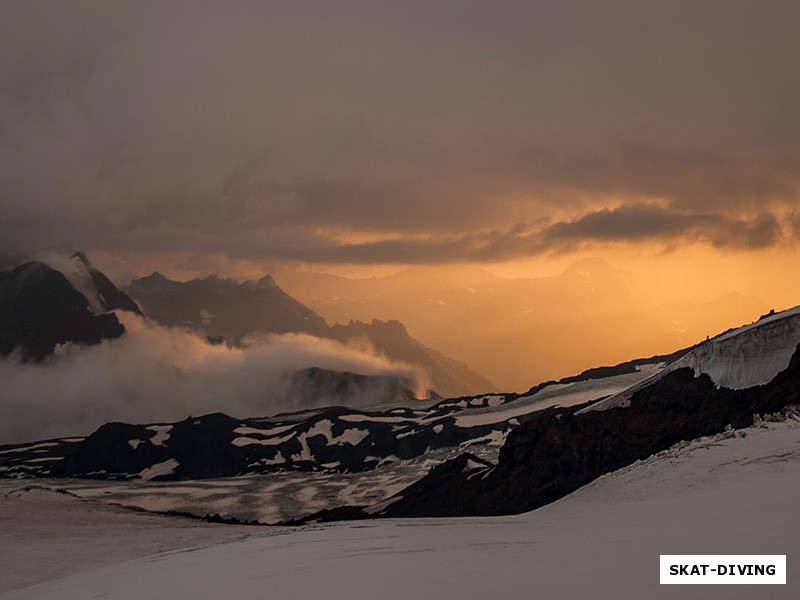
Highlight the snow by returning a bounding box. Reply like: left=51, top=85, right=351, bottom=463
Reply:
left=305, top=420, right=370, bottom=446
left=2, top=410, right=799, bottom=599
left=676, top=310, right=800, bottom=389
left=585, top=306, right=800, bottom=413
left=333, top=428, right=370, bottom=446
left=233, top=424, right=296, bottom=436
left=0, top=487, right=256, bottom=593
left=146, top=426, right=172, bottom=447
left=461, top=458, right=486, bottom=472
left=0, top=443, right=58, bottom=455
left=452, top=371, right=652, bottom=427
left=0, top=447, right=479, bottom=526
left=231, top=425, right=298, bottom=446
left=338, top=414, right=411, bottom=423
left=61, top=256, right=105, bottom=314
left=137, top=459, right=179, bottom=481
left=458, top=429, right=505, bottom=446
left=230, top=437, right=264, bottom=447
left=128, top=440, right=143, bottom=450
left=395, top=428, right=420, bottom=439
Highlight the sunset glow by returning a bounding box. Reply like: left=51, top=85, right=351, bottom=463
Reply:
left=2, top=2, right=799, bottom=391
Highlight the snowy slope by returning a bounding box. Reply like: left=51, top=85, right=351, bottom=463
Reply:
left=2, top=409, right=798, bottom=599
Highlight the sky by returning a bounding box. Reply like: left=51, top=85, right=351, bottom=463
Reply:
left=2, top=2, right=800, bottom=389
left=1, top=1, right=798, bottom=268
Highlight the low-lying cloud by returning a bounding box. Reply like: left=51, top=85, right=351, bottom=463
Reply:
left=0, top=313, right=426, bottom=444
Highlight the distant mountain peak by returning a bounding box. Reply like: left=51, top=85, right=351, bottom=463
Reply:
left=124, top=270, right=331, bottom=342
left=563, top=256, right=620, bottom=278
left=64, top=252, right=142, bottom=315
left=70, top=251, right=91, bottom=267
left=256, top=274, right=279, bottom=290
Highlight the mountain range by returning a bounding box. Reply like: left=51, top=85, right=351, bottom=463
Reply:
left=0, top=253, right=493, bottom=413
left=4, top=304, right=798, bottom=528
left=123, top=271, right=494, bottom=397
left=2, top=251, right=799, bottom=529
left=270, top=259, right=770, bottom=390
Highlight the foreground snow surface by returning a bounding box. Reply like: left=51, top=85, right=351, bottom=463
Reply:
left=2, top=411, right=799, bottom=599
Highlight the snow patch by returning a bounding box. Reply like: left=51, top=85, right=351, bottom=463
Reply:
left=462, top=458, right=487, bottom=473
left=137, top=459, right=179, bottom=481
left=146, top=426, right=172, bottom=447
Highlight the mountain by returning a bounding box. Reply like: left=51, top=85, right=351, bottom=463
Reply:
left=328, top=319, right=495, bottom=396
left=124, top=272, right=330, bottom=341
left=64, top=252, right=143, bottom=315
left=10, top=398, right=495, bottom=480
left=8, top=409, right=795, bottom=598
left=272, top=259, right=770, bottom=391
left=0, top=341, right=681, bottom=481
left=124, top=272, right=494, bottom=397
left=328, top=306, right=800, bottom=519
left=0, top=261, right=127, bottom=361
left=6, top=304, right=798, bottom=529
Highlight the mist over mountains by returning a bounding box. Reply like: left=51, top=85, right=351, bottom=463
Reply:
left=124, top=270, right=493, bottom=397
left=4, top=294, right=799, bottom=528
left=272, top=258, right=769, bottom=390
left=0, top=253, right=492, bottom=443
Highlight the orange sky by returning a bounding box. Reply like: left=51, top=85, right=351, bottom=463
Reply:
left=4, top=3, right=800, bottom=390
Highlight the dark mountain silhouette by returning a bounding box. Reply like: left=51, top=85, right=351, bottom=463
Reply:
left=125, top=272, right=329, bottom=341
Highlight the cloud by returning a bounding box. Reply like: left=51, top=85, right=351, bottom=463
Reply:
left=0, top=313, right=426, bottom=444
left=544, top=204, right=785, bottom=250
left=185, top=204, right=787, bottom=264
left=1, top=2, right=799, bottom=266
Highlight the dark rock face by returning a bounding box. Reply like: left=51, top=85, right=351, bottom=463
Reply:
left=0, top=262, right=125, bottom=361
left=371, top=344, right=800, bottom=518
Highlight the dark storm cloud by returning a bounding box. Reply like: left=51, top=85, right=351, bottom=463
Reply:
left=1, top=1, right=799, bottom=264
